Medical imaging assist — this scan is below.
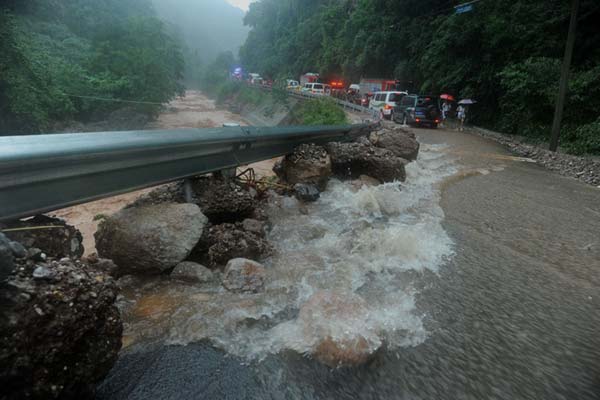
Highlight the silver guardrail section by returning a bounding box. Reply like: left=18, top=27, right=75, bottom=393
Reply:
left=253, top=83, right=380, bottom=120
left=288, top=90, right=372, bottom=114
left=0, top=124, right=374, bottom=222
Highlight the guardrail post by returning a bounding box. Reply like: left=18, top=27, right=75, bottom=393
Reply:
left=183, top=179, right=194, bottom=203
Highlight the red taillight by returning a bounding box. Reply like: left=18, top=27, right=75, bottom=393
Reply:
left=384, top=104, right=393, bottom=110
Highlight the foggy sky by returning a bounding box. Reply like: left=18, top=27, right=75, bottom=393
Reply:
left=226, top=0, right=251, bottom=11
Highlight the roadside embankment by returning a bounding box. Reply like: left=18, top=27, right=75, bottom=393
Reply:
left=207, top=82, right=349, bottom=126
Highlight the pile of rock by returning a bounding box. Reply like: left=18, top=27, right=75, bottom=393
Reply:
left=96, top=176, right=271, bottom=293
left=1, top=215, right=84, bottom=260
left=0, top=231, right=122, bottom=399
left=275, top=126, right=421, bottom=199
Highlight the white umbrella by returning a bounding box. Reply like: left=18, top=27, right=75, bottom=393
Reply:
left=458, top=99, right=477, bottom=105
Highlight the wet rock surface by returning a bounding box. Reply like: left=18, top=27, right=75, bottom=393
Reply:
left=171, top=261, right=213, bottom=284
left=293, top=183, right=321, bottom=202
left=190, top=221, right=271, bottom=268
left=1, top=215, right=84, bottom=259
left=370, top=127, right=420, bottom=161
left=277, top=143, right=332, bottom=190
left=193, top=178, right=257, bottom=224
left=470, top=127, right=600, bottom=187
left=95, top=203, right=207, bottom=275
left=221, top=258, right=266, bottom=293
left=0, top=251, right=122, bottom=399
left=127, top=182, right=186, bottom=208
left=326, top=141, right=407, bottom=183
left=297, top=290, right=382, bottom=367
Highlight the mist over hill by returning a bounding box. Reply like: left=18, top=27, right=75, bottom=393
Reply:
left=152, top=0, right=249, bottom=84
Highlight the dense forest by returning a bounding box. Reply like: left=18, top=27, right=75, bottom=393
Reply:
left=0, top=0, right=249, bottom=134
left=0, top=0, right=186, bottom=133
left=239, top=0, right=600, bottom=154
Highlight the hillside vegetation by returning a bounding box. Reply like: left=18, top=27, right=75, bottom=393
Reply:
left=0, top=0, right=251, bottom=134
left=240, top=0, right=600, bottom=154
left=0, top=0, right=186, bottom=134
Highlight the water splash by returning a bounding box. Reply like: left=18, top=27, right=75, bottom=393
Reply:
left=123, top=143, right=458, bottom=361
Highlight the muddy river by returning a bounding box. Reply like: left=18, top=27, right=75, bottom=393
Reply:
left=52, top=91, right=253, bottom=255
left=96, top=122, right=600, bottom=399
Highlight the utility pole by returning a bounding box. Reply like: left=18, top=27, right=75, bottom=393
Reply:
left=549, top=0, right=580, bottom=152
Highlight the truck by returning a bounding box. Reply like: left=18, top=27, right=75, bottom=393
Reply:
left=359, top=78, right=404, bottom=95
left=300, top=73, right=320, bottom=87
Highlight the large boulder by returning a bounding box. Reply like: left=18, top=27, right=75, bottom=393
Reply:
left=2, top=215, right=84, bottom=259
left=297, top=290, right=382, bottom=367
left=0, top=253, right=122, bottom=399
left=369, top=128, right=420, bottom=161
left=222, top=258, right=266, bottom=293
left=189, top=222, right=271, bottom=268
left=192, top=178, right=256, bottom=224
left=277, top=144, right=332, bottom=190
left=326, top=141, right=407, bottom=183
left=95, top=203, right=207, bottom=275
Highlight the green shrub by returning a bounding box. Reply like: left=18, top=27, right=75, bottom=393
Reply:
left=562, top=120, right=600, bottom=155
left=236, top=86, right=264, bottom=106
left=292, top=98, right=348, bottom=126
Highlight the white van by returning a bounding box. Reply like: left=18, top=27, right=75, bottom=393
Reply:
left=302, top=82, right=330, bottom=96
left=369, top=91, right=407, bottom=119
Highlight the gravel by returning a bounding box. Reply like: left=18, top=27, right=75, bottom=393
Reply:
left=468, top=126, right=600, bottom=187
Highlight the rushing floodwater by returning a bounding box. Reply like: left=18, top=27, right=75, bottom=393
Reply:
left=99, top=128, right=600, bottom=400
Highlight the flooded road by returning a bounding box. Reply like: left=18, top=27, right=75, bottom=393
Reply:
left=98, top=125, right=600, bottom=399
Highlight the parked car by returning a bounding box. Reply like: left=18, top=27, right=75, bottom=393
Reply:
left=393, top=95, right=441, bottom=128
left=286, top=79, right=300, bottom=91
left=357, top=93, right=373, bottom=107
left=369, top=91, right=407, bottom=119
left=302, top=82, right=330, bottom=96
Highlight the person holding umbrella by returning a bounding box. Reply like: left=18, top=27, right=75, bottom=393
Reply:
left=440, top=94, right=454, bottom=121
left=457, top=99, right=476, bottom=131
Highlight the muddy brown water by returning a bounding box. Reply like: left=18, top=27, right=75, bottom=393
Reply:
left=97, top=126, right=600, bottom=400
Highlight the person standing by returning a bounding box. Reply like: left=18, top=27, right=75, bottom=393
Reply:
left=442, top=101, right=450, bottom=120
left=457, top=104, right=466, bottom=131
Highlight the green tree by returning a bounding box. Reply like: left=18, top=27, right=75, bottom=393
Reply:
left=239, top=0, right=600, bottom=153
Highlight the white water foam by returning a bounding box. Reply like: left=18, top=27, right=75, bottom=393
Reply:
left=162, top=142, right=457, bottom=360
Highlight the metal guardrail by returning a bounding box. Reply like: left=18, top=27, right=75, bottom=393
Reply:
left=289, top=90, right=374, bottom=114
left=248, top=83, right=378, bottom=118
left=0, top=124, right=374, bottom=222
